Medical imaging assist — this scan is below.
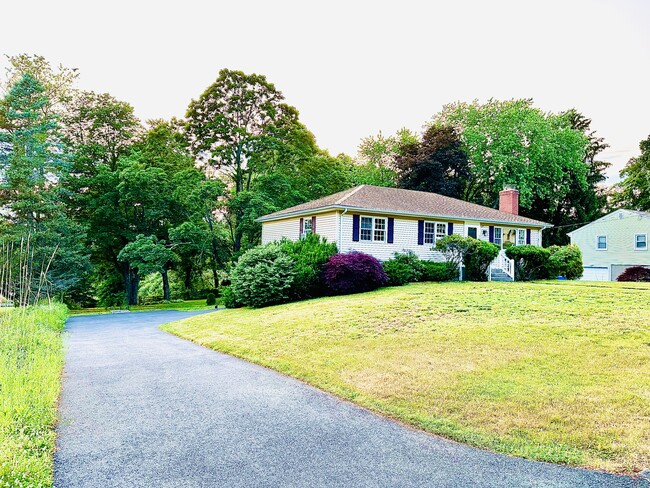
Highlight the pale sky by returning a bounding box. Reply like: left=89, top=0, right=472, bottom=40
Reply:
left=2, top=0, right=648, bottom=183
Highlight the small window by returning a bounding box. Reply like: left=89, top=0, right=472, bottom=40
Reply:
left=302, top=218, right=313, bottom=237
left=435, top=223, right=447, bottom=241
left=494, top=227, right=503, bottom=246
left=597, top=235, right=607, bottom=250
left=424, top=222, right=435, bottom=244
left=360, top=217, right=373, bottom=241
left=374, top=218, right=386, bottom=242
left=635, top=234, right=647, bottom=250
left=516, top=229, right=526, bottom=246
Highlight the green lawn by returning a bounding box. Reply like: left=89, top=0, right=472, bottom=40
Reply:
left=162, top=281, right=650, bottom=474
left=69, top=299, right=216, bottom=316
left=0, top=304, right=67, bottom=487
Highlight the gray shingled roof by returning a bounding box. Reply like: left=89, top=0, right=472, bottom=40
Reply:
left=257, top=185, right=550, bottom=227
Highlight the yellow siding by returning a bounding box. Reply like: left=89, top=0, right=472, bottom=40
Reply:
left=261, top=211, right=339, bottom=245
left=262, top=211, right=544, bottom=261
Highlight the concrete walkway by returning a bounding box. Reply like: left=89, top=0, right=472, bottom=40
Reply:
left=54, top=311, right=647, bottom=488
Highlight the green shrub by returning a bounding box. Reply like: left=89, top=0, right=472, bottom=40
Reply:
left=464, top=239, right=500, bottom=281
left=205, top=292, right=216, bottom=306
left=421, top=261, right=459, bottom=281
left=230, top=244, right=297, bottom=308
left=436, top=235, right=498, bottom=281
left=505, top=245, right=550, bottom=281
left=382, top=251, right=427, bottom=286
left=547, top=244, right=583, bottom=280
left=279, top=234, right=337, bottom=299
left=220, top=286, right=242, bottom=309
left=383, top=260, right=415, bottom=286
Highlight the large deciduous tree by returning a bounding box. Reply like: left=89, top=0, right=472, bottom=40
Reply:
left=435, top=99, right=589, bottom=210
left=395, top=125, right=470, bottom=198
left=528, top=110, right=611, bottom=244
left=614, top=135, right=650, bottom=211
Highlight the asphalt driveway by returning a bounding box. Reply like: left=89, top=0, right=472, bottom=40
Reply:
left=54, top=310, right=647, bottom=487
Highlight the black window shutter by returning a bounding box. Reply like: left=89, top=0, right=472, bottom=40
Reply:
left=387, top=218, right=394, bottom=243
left=489, top=225, right=494, bottom=243
left=299, top=218, right=304, bottom=236
left=311, top=216, right=317, bottom=234
left=417, top=220, right=424, bottom=245
left=352, top=215, right=360, bottom=242
left=447, top=222, right=454, bottom=235
left=526, top=229, right=531, bottom=245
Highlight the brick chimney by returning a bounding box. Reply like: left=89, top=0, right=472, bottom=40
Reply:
left=499, top=186, right=519, bottom=215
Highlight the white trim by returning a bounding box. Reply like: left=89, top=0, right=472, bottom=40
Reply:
left=423, top=220, right=448, bottom=245
left=257, top=204, right=550, bottom=228
left=596, top=235, right=607, bottom=250
left=634, top=233, right=648, bottom=250
left=360, top=215, right=387, bottom=243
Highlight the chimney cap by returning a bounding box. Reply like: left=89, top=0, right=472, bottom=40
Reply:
left=502, top=185, right=518, bottom=191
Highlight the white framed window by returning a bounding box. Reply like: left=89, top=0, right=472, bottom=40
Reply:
left=374, top=218, right=386, bottom=242
left=360, top=217, right=373, bottom=241
left=635, top=233, right=647, bottom=250
left=360, top=216, right=386, bottom=242
left=424, top=222, right=435, bottom=244
left=596, top=235, right=607, bottom=250
left=516, top=229, right=526, bottom=246
left=302, top=218, right=313, bottom=237
left=494, top=227, right=503, bottom=247
left=424, top=221, right=447, bottom=244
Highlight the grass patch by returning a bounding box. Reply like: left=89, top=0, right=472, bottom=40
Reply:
left=0, top=304, right=67, bottom=487
left=162, top=281, right=650, bottom=474
left=69, top=299, right=216, bottom=316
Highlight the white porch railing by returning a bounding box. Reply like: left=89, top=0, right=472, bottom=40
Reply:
left=489, top=250, right=515, bottom=280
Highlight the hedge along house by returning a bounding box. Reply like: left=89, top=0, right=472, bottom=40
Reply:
left=257, top=185, right=551, bottom=279
left=567, top=209, right=650, bottom=281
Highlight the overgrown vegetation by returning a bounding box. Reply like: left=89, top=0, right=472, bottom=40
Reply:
left=0, top=304, right=67, bottom=487
left=163, top=281, right=650, bottom=474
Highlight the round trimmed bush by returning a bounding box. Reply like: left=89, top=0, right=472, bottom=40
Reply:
left=505, top=244, right=550, bottom=281
left=323, top=252, right=389, bottom=295
left=230, top=244, right=296, bottom=308
left=547, top=244, right=583, bottom=280
left=205, top=292, right=216, bottom=306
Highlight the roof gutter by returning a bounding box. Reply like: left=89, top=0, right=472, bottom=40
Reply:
left=257, top=204, right=552, bottom=228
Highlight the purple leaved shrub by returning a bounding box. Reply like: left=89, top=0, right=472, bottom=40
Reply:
left=322, top=252, right=389, bottom=295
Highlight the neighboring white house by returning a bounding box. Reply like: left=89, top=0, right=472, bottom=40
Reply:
left=568, top=209, right=650, bottom=281
left=256, top=185, right=550, bottom=279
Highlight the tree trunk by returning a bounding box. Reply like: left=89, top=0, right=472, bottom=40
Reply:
left=184, top=265, right=192, bottom=299
left=161, top=268, right=170, bottom=301
left=211, top=266, right=219, bottom=290
left=123, top=265, right=139, bottom=306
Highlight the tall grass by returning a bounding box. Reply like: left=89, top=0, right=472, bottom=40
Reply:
left=0, top=304, right=67, bottom=488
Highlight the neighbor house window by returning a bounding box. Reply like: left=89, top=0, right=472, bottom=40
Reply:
left=635, top=234, right=647, bottom=250
left=597, top=235, right=607, bottom=250
left=494, top=227, right=503, bottom=246
left=360, top=216, right=386, bottom=242
left=424, top=221, right=447, bottom=244
left=516, top=229, right=526, bottom=246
